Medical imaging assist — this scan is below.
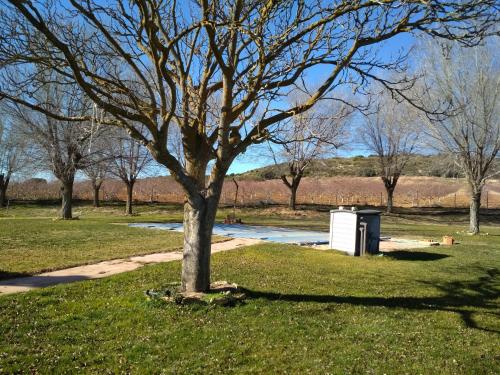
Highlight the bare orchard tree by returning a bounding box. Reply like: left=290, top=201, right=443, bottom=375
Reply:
left=83, top=156, right=108, bottom=208
left=0, top=1, right=497, bottom=292
left=8, top=83, right=98, bottom=219
left=108, top=130, right=152, bottom=215
left=361, top=96, right=420, bottom=213
left=418, top=40, right=500, bottom=234
left=83, top=111, right=111, bottom=208
left=269, top=101, right=350, bottom=210
left=0, top=115, right=28, bottom=206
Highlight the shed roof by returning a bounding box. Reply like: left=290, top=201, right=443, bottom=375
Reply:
left=330, top=209, right=382, bottom=215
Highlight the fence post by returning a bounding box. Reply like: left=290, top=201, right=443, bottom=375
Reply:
left=486, top=190, right=489, bottom=209
left=454, top=193, right=457, bottom=208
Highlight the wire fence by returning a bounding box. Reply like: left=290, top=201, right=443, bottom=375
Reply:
left=7, top=176, right=500, bottom=209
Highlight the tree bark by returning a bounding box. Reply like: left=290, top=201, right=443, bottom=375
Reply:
left=282, top=173, right=302, bottom=211
left=289, top=185, right=298, bottom=210
left=382, top=175, right=398, bottom=214
left=125, top=182, right=134, bottom=215
left=386, top=187, right=394, bottom=213
left=181, top=196, right=217, bottom=292
left=469, top=190, right=481, bottom=234
left=61, top=178, right=74, bottom=219
left=93, top=183, right=101, bottom=208
left=0, top=174, right=9, bottom=207
left=179, top=150, right=216, bottom=293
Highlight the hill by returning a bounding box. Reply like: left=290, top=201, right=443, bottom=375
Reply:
left=235, top=154, right=468, bottom=180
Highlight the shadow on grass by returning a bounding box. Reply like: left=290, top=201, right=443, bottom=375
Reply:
left=243, top=267, right=499, bottom=333
left=0, top=271, right=33, bottom=281
left=382, top=251, right=450, bottom=261
left=0, top=274, right=91, bottom=289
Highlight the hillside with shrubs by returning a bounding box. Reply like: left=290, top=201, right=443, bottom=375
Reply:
left=236, top=154, right=473, bottom=180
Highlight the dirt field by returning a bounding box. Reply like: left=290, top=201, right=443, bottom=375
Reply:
left=7, top=175, right=500, bottom=209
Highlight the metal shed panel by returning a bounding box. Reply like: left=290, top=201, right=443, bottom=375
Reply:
left=329, top=211, right=358, bottom=254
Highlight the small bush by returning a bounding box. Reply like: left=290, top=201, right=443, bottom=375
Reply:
left=358, top=167, right=377, bottom=177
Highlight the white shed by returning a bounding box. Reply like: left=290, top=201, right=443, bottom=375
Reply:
left=329, top=208, right=381, bottom=256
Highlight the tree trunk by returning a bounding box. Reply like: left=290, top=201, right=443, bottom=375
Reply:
left=289, top=185, right=297, bottom=210
left=125, top=182, right=134, bottom=215
left=179, top=147, right=217, bottom=293
left=0, top=174, right=9, bottom=207
left=283, top=174, right=302, bottom=211
left=93, top=184, right=101, bottom=208
left=469, top=190, right=481, bottom=234
left=381, top=175, right=399, bottom=214
left=386, top=188, right=394, bottom=213
left=181, top=197, right=217, bottom=292
left=61, top=179, right=74, bottom=219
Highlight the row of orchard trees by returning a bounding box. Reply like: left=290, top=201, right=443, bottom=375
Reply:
left=0, top=85, right=153, bottom=217
left=0, top=0, right=498, bottom=293
left=271, top=40, right=499, bottom=235
left=0, top=41, right=498, bottom=236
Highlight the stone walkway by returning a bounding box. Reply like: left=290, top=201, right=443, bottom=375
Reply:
left=0, top=238, right=262, bottom=296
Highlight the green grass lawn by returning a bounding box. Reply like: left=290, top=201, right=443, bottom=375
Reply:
left=0, top=242, right=499, bottom=373
left=0, top=203, right=187, bottom=278
left=0, top=202, right=499, bottom=373
left=1, top=202, right=498, bottom=277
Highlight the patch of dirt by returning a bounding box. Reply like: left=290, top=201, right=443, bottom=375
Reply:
left=251, top=206, right=324, bottom=218
left=146, top=281, right=247, bottom=307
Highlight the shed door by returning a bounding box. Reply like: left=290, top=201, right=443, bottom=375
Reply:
left=330, top=212, right=357, bottom=254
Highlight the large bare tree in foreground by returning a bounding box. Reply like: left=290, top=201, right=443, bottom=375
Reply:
left=361, top=96, right=420, bottom=213
left=0, top=0, right=497, bottom=291
left=418, top=41, right=499, bottom=234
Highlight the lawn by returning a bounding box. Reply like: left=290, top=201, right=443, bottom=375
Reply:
left=0, top=202, right=499, bottom=373
left=1, top=202, right=498, bottom=276
left=0, top=203, right=187, bottom=278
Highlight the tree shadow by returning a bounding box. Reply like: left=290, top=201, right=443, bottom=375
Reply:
left=0, top=270, right=33, bottom=281
left=241, top=267, right=499, bottom=333
left=381, top=251, right=450, bottom=261
left=0, top=274, right=91, bottom=289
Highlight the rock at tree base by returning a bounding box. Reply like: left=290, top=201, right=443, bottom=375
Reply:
left=145, top=281, right=246, bottom=307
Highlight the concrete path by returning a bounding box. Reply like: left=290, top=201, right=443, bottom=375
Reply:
left=0, top=238, right=262, bottom=296
left=311, top=238, right=432, bottom=252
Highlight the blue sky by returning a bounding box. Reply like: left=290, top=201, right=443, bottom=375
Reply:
left=227, top=32, right=418, bottom=174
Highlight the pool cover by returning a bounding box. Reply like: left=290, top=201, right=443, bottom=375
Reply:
left=129, top=222, right=330, bottom=245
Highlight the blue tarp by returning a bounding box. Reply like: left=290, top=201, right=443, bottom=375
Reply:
left=129, top=222, right=330, bottom=245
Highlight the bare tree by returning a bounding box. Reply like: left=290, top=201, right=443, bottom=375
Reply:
left=83, top=111, right=111, bottom=208
left=108, top=130, right=152, bottom=215
left=418, top=40, right=500, bottom=234
left=0, top=0, right=497, bottom=292
left=0, top=116, right=28, bottom=206
left=269, top=101, right=350, bottom=210
left=83, top=158, right=108, bottom=208
left=8, top=82, right=97, bottom=219
left=361, top=97, right=420, bottom=213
